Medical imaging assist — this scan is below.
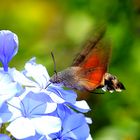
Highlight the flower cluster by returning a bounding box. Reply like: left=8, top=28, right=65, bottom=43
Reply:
left=0, top=30, right=92, bottom=140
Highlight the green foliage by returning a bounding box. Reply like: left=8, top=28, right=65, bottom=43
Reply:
left=0, top=0, right=140, bottom=139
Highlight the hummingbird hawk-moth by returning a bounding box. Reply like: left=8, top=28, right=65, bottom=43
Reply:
left=49, top=29, right=125, bottom=93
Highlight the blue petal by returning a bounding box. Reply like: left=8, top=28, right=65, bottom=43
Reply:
left=0, top=70, right=23, bottom=106
left=0, top=134, right=11, bottom=140
left=7, top=117, right=36, bottom=139
left=56, top=104, right=74, bottom=120
left=49, top=132, right=61, bottom=140
left=61, top=113, right=90, bottom=139
left=0, top=30, right=18, bottom=71
left=20, top=92, right=53, bottom=117
left=48, top=86, right=77, bottom=104
left=0, top=102, right=12, bottom=123
left=24, top=57, right=50, bottom=88
left=22, top=133, right=47, bottom=140
left=67, top=100, right=90, bottom=113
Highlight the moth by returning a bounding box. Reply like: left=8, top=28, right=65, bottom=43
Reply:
left=49, top=29, right=125, bottom=93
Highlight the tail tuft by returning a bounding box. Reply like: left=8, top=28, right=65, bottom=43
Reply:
left=102, top=73, right=125, bottom=93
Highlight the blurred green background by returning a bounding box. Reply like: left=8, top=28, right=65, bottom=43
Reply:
left=1, top=0, right=140, bottom=139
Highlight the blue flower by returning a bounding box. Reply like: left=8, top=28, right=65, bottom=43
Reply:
left=3, top=57, right=91, bottom=139
left=6, top=92, right=61, bottom=139
left=49, top=113, right=91, bottom=140
left=0, top=30, right=18, bottom=72
left=0, top=134, right=11, bottom=140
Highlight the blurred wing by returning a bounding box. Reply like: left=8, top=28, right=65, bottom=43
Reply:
left=72, top=27, right=106, bottom=66
left=78, top=67, right=108, bottom=91
left=73, top=31, right=111, bottom=91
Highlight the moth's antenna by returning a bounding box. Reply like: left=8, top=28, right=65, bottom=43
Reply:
left=51, top=52, right=57, bottom=75
left=45, top=52, right=57, bottom=89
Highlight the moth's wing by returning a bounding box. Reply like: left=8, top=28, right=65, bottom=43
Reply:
left=72, top=27, right=106, bottom=66
left=78, top=68, right=107, bottom=91
left=75, top=38, right=111, bottom=91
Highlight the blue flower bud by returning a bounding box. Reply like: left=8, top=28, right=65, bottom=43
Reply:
left=0, top=30, right=18, bottom=71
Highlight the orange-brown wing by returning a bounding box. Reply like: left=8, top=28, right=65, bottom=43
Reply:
left=72, top=27, right=106, bottom=66
left=78, top=67, right=108, bottom=91
left=74, top=34, right=111, bottom=91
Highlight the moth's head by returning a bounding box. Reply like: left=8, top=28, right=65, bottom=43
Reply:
left=45, top=72, right=61, bottom=89
left=49, top=72, right=62, bottom=84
